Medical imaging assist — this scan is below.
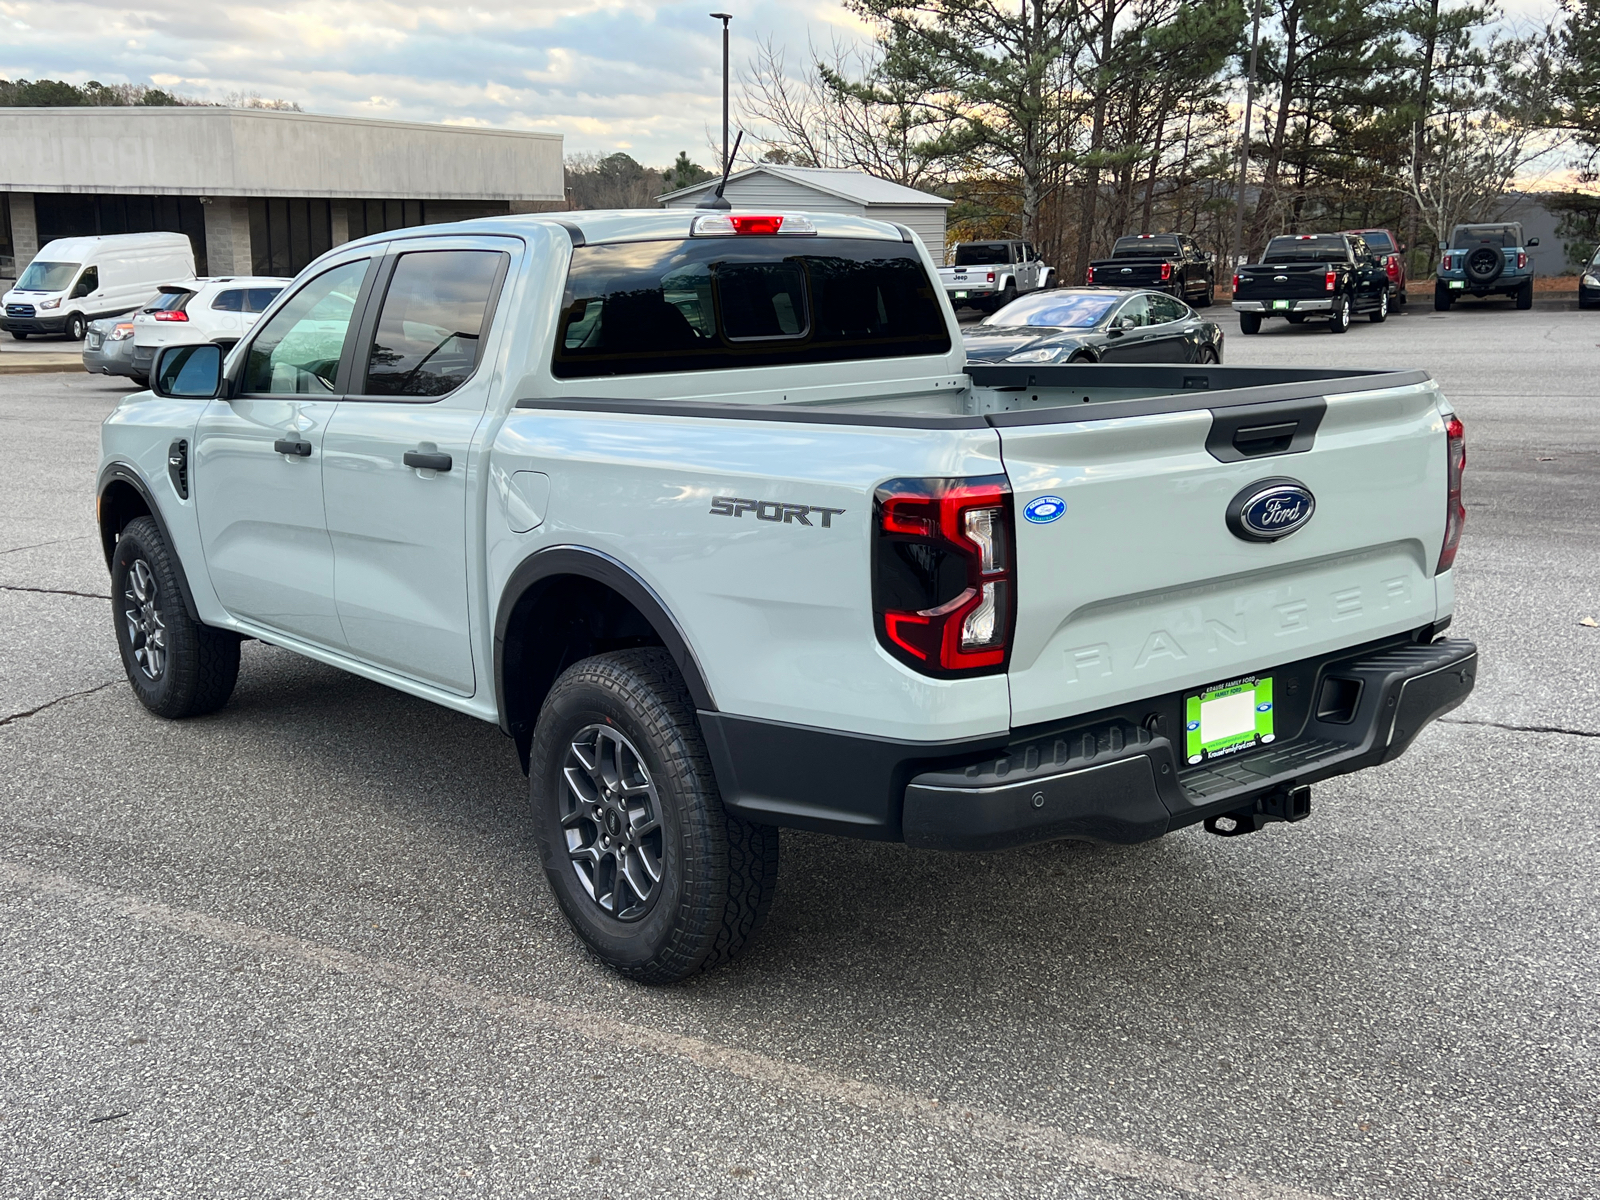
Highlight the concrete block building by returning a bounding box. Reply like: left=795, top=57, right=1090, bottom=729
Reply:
left=0, top=107, right=564, bottom=280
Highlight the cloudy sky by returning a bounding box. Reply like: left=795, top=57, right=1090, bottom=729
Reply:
left=0, top=0, right=869, bottom=167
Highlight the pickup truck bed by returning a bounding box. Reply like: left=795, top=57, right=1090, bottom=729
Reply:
left=98, top=210, right=1474, bottom=982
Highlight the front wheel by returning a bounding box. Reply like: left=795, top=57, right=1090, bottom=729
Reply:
left=1198, top=347, right=1221, bottom=364
left=531, top=648, right=780, bottom=984
left=66, top=313, right=87, bottom=341
left=1369, top=291, right=1389, bottom=323
left=1239, top=311, right=1262, bottom=335
left=111, top=517, right=242, bottom=718
left=1328, top=296, right=1351, bottom=333
left=1516, top=281, right=1534, bottom=310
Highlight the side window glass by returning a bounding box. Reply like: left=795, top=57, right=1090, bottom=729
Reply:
left=242, top=259, right=368, bottom=394
left=211, top=290, right=244, bottom=312
left=245, top=287, right=284, bottom=313
left=1116, top=295, right=1150, bottom=327
left=1150, top=295, right=1185, bottom=324
left=73, top=267, right=99, bottom=298
left=363, top=250, right=504, bottom=397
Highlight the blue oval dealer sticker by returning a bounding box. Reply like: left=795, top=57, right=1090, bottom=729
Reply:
left=1024, top=495, right=1067, bottom=524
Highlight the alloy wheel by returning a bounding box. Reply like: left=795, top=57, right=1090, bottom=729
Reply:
left=122, top=558, right=168, bottom=680
left=559, top=724, right=665, bottom=921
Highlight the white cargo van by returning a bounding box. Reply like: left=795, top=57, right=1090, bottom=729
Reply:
left=2, top=232, right=196, bottom=341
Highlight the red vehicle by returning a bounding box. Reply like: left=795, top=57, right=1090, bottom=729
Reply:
left=1344, top=228, right=1407, bottom=304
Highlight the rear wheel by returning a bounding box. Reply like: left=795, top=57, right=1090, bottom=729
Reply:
left=992, top=282, right=1018, bottom=313
left=1239, top=311, right=1262, bottom=335
left=1393, top=286, right=1408, bottom=307
left=1434, top=282, right=1454, bottom=311
left=1369, top=291, right=1389, bottom=323
left=530, top=648, right=780, bottom=984
left=111, top=517, right=242, bottom=719
left=1200, top=282, right=1215, bottom=308
left=1328, top=296, right=1351, bottom=333
left=1516, top=281, right=1533, bottom=310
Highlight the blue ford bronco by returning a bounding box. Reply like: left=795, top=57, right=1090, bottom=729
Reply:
left=1435, top=222, right=1539, bottom=311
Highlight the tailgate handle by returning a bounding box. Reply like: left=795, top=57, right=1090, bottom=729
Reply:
left=1232, top=421, right=1300, bottom=456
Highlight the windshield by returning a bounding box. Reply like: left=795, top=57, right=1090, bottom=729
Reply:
left=982, top=292, right=1118, bottom=329
left=1358, top=231, right=1394, bottom=253
left=954, top=243, right=1011, bottom=266
left=15, top=261, right=79, bottom=292
left=1112, top=236, right=1180, bottom=257
left=1452, top=225, right=1519, bottom=249
left=554, top=237, right=949, bottom=378
left=1262, top=236, right=1349, bottom=264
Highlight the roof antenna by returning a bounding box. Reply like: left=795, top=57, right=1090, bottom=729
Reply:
left=697, top=129, right=744, bottom=211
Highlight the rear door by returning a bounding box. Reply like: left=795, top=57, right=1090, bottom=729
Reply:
left=319, top=237, right=514, bottom=695
left=997, top=382, right=1449, bottom=727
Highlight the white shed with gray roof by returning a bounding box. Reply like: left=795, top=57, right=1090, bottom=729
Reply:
left=658, top=165, right=952, bottom=260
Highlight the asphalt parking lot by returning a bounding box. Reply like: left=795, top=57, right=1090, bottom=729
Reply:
left=3, top=297, right=1597, bottom=1199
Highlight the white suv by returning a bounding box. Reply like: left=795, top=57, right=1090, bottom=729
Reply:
left=130, top=277, right=289, bottom=381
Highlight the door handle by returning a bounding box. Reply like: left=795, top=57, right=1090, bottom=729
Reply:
left=274, top=438, right=312, bottom=457
left=403, top=450, right=453, bottom=472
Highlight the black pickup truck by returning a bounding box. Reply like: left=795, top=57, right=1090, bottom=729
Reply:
left=1232, top=233, right=1391, bottom=334
left=1086, top=234, right=1215, bottom=307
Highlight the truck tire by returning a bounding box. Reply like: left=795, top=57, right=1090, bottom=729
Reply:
left=111, top=516, right=242, bottom=719
left=1328, top=297, right=1351, bottom=333
left=1369, top=291, right=1388, bottom=323
left=1199, top=282, right=1215, bottom=308
left=1516, top=281, right=1533, bottom=310
left=992, top=282, right=1017, bottom=313
left=1434, top=283, right=1454, bottom=311
left=530, top=647, right=780, bottom=984
left=66, top=313, right=87, bottom=341
left=1239, top=311, right=1262, bottom=335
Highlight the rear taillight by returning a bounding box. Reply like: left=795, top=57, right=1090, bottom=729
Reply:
left=153, top=310, right=189, bottom=322
left=1160, top=262, right=1173, bottom=281
left=1232, top=273, right=1240, bottom=291
left=1324, top=269, right=1337, bottom=292
left=1517, top=251, right=1527, bottom=269
left=873, top=477, right=1015, bottom=676
left=987, top=271, right=995, bottom=283
left=1437, top=414, right=1466, bottom=574
left=1440, top=255, right=1451, bottom=272
left=1086, top=267, right=1095, bottom=283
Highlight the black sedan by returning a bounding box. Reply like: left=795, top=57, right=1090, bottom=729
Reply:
left=961, top=287, right=1224, bottom=364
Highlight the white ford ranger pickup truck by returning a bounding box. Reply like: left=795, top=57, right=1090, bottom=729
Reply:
left=98, top=209, right=1476, bottom=983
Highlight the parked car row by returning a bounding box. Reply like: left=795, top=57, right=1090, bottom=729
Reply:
left=3, top=232, right=195, bottom=340
left=84, top=276, right=289, bottom=384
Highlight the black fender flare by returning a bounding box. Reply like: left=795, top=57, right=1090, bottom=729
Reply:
left=96, top=461, right=201, bottom=621
left=492, top=545, right=717, bottom=737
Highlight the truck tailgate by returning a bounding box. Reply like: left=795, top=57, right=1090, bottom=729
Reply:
left=1236, top=262, right=1333, bottom=299
left=1000, top=380, right=1450, bottom=727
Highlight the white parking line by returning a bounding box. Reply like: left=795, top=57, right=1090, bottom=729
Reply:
left=4, top=858, right=1336, bottom=1200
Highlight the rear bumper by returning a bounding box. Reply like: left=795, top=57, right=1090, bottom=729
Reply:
left=702, top=631, right=1475, bottom=850
left=1233, top=299, right=1333, bottom=313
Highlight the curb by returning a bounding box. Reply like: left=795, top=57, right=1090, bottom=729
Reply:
left=0, top=359, right=87, bottom=375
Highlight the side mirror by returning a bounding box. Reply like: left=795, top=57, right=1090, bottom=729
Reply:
left=1527, top=237, right=1540, bottom=247
left=1399, top=243, right=1407, bottom=253
left=152, top=343, right=224, bottom=399
left=1438, top=241, right=1448, bottom=251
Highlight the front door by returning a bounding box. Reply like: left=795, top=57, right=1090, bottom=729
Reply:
left=321, top=240, right=513, bottom=695
left=1099, top=294, right=1154, bottom=362
left=194, top=254, right=375, bottom=646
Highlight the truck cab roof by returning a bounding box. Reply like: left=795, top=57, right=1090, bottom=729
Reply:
left=338, top=209, right=912, bottom=250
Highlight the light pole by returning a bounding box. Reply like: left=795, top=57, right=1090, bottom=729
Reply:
left=710, top=12, right=733, bottom=175
left=1231, top=0, right=1264, bottom=273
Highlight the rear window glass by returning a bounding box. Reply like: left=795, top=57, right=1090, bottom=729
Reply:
left=1262, top=235, right=1350, bottom=263
left=953, top=243, right=1012, bottom=266
left=1112, top=236, right=1180, bottom=257
left=211, top=290, right=245, bottom=312
left=1358, top=231, right=1394, bottom=253
left=1452, top=225, right=1519, bottom=249
left=149, top=289, right=194, bottom=312
left=553, top=238, right=950, bottom=379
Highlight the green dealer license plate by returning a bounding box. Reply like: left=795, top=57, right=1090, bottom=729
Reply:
left=1449, top=280, right=1464, bottom=289
left=1184, top=676, right=1275, bottom=766
left=1272, top=299, right=1291, bottom=310
left=955, top=291, right=967, bottom=298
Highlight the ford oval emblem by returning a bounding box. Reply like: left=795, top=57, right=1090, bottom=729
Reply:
left=1226, top=477, right=1315, bottom=542
left=1024, top=495, right=1067, bottom=524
